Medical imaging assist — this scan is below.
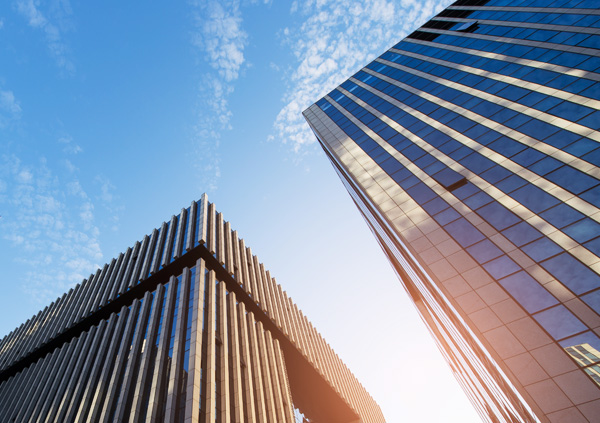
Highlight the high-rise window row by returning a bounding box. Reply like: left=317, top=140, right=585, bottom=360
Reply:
left=0, top=195, right=384, bottom=423
left=305, top=1, right=600, bottom=422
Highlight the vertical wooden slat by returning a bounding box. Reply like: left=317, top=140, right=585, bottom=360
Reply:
left=108, top=248, right=131, bottom=301
left=227, top=291, right=244, bottom=423
left=140, top=229, right=158, bottom=282
left=173, top=207, right=187, bottom=259
left=185, top=201, right=197, bottom=251
left=113, top=290, right=154, bottom=422
left=216, top=212, right=225, bottom=265
left=197, top=194, right=209, bottom=247
left=224, top=221, right=234, bottom=274
left=255, top=321, right=277, bottom=423
left=217, top=281, right=231, bottom=422
left=164, top=268, right=192, bottom=422
left=183, top=259, right=206, bottom=423
left=208, top=202, right=217, bottom=255
left=264, top=330, right=286, bottom=423
left=119, top=243, right=138, bottom=295
left=237, top=301, right=257, bottom=423
left=273, top=338, right=295, bottom=423
left=253, top=257, right=267, bottom=309
left=246, top=250, right=260, bottom=305
left=258, top=264, right=274, bottom=318
left=231, top=230, right=242, bottom=283
left=150, top=222, right=168, bottom=275
left=91, top=261, right=114, bottom=314
left=246, top=312, right=267, bottom=423
left=145, top=275, right=179, bottom=423
left=104, top=252, right=126, bottom=304
left=160, top=215, right=177, bottom=268
left=203, top=270, right=217, bottom=423
left=129, top=235, right=149, bottom=288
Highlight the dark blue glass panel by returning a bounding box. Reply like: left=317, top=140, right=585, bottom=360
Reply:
left=434, top=207, right=461, bottom=225
left=464, top=191, right=494, bottom=210
left=563, top=218, right=600, bottom=244
left=477, top=201, right=521, bottom=231
left=467, top=239, right=503, bottom=264
left=407, top=182, right=437, bottom=204
left=546, top=166, right=599, bottom=195
left=499, top=271, right=558, bottom=313
left=522, top=237, right=563, bottom=262
left=512, top=148, right=544, bottom=167
left=582, top=290, right=600, bottom=314
left=452, top=182, right=479, bottom=200
left=542, top=253, right=600, bottom=295
left=540, top=204, right=584, bottom=229
left=422, top=197, right=449, bottom=216
left=445, top=218, right=485, bottom=248
left=581, top=185, right=600, bottom=209
left=502, top=221, right=543, bottom=247
left=483, top=255, right=520, bottom=280
left=584, top=237, right=600, bottom=258
left=510, top=184, right=559, bottom=213
left=534, top=305, right=587, bottom=340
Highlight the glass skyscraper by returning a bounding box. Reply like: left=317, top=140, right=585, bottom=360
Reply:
left=0, top=195, right=384, bottom=423
left=304, top=1, right=600, bottom=422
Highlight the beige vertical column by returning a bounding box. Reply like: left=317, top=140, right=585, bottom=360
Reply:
left=197, top=194, right=209, bottom=246
left=203, top=270, right=217, bottom=422
left=246, top=247, right=260, bottom=304
left=145, top=276, right=178, bottom=423
left=164, top=268, right=192, bottom=422
left=273, top=338, right=295, bottom=423
left=227, top=291, right=244, bottom=423
left=255, top=321, right=277, bottom=423
left=269, top=278, right=286, bottom=331
left=173, top=207, right=186, bottom=259
left=264, top=330, right=286, bottom=423
left=273, top=284, right=290, bottom=334
left=129, top=236, right=148, bottom=289
left=291, top=304, right=310, bottom=361
left=208, top=202, right=217, bottom=255
left=298, top=312, right=316, bottom=365
left=150, top=221, right=168, bottom=275
left=253, top=258, right=268, bottom=310
left=237, top=301, right=257, bottom=423
left=238, top=239, right=250, bottom=293
left=183, top=259, right=206, bottom=423
left=247, top=312, right=267, bottom=422
left=185, top=201, right=197, bottom=251
left=258, top=265, right=274, bottom=318
left=130, top=284, right=166, bottom=423
left=216, top=212, right=225, bottom=265
left=217, top=281, right=231, bottom=422
left=224, top=221, right=234, bottom=275
left=231, top=230, right=242, bottom=283
left=281, top=294, right=300, bottom=348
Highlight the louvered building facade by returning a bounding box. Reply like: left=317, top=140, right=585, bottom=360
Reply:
left=304, top=1, right=600, bottom=423
left=0, top=194, right=384, bottom=423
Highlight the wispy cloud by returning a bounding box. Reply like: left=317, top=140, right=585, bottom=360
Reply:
left=188, top=0, right=247, bottom=191
left=0, top=89, right=22, bottom=128
left=274, top=0, right=452, bottom=152
left=0, top=152, right=103, bottom=304
left=14, top=0, right=75, bottom=74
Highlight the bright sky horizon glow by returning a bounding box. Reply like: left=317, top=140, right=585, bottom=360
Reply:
left=0, top=1, right=481, bottom=421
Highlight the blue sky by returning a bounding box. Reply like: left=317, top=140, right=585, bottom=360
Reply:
left=0, top=1, right=481, bottom=421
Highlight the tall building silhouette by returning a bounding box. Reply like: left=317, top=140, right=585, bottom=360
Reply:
left=304, top=1, right=600, bottom=422
left=0, top=195, right=384, bottom=423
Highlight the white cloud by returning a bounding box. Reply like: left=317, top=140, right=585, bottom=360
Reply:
left=0, top=153, right=103, bottom=304
left=273, top=0, right=452, bottom=152
left=0, top=89, right=22, bottom=128
left=14, top=0, right=75, bottom=74
left=59, top=135, right=82, bottom=154
left=188, top=0, right=248, bottom=191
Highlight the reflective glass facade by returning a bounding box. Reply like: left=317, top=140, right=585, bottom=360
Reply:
left=305, top=1, right=600, bottom=422
left=0, top=195, right=384, bottom=423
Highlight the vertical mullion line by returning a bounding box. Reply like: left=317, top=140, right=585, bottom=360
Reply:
left=84, top=305, right=131, bottom=423
left=208, top=202, right=217, bottom=255
left=246, top=251, right=260, bottom=305
left=237, top=301, right=257, bottom=423
left=130, top=284, right=165, bottom=423
left=0, top=322, right=23, bottom=368
left=119, top=242, right=139, bottom=295
left=72, top=312, right=120, bottom=423
left=98, top=298, right=142, bottom=423
left=265, top=271, right=280, bottom=325
left=227, top=291, right=244, bottom=423
left=293, top=307, right=311, bottom=361
left=282, top=293, right=300, bottom=350
left=100, top=254, right=123, bottom=307
left=164, top=267, right=192, bottom=422
left=173, top=207, right=187, bottom=259
left=259, top=264, right=274, bottom=318
left=61, top=319, right=109, bottom=423
left=140, top=229, right=159, bottom=282
left=275, top=285, right=294, bottom=349
left=41, top=293, right=68, bottom=348
left=307, top=321, right=328, bottom=379
left=62, top=281, right=86, bottom=331
left=270, top=277, right=286, bottom=331
left=6, top=316, right=33, bottom=365
left=50, top=288, right=75, bottom=341
left=43, top=328, right=93, bottom=423
left=273, top=338, right=295, bottom=422
left=92, top=260, right=116, bottom=313
left=217, top=281, right=231, bottom=422
left=25, top=305, right=51, bottom=358
left=29, top=337, right=78, bottom=423
left=239, top=240, right=252, bottom=297
left=216, top=212, right=225, bottom=265
left=88, top=263, right=111, bottom=316
left=255, top=320, right=277, bottom=422
left=185, top=201, right=197, bottom=252
left=150, top=222, right=168, bottom=276
left=160, top=215, right=177, bottom=269
left=224, top=221, right=234, bottom=275
left=15, top=339, right=70, bottom=423
left=113, top=290, right=154, bottom=422
left=253, top=257, right=267, bottom=309
left=130, top=235, right=149, bottom=289
left=145, top=275, right=179, bottom=423
left=246, top=311, right=267, bottom=422
left=183, top=258, right=206, bottom=423
left=7, top=353, right=52, bottom=421
left=202, top=270, right=217, bottom=423
left=77, top=265, right=106, bottom=322
left=298, top=312, right=317, bottom=370
left=197, top=195, right=209, bottom=247
left=264, top=330, right=286, bottom=423
left=107, top=249, right=130, bottom=302
left=231, top=230, right=242, bottom=284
